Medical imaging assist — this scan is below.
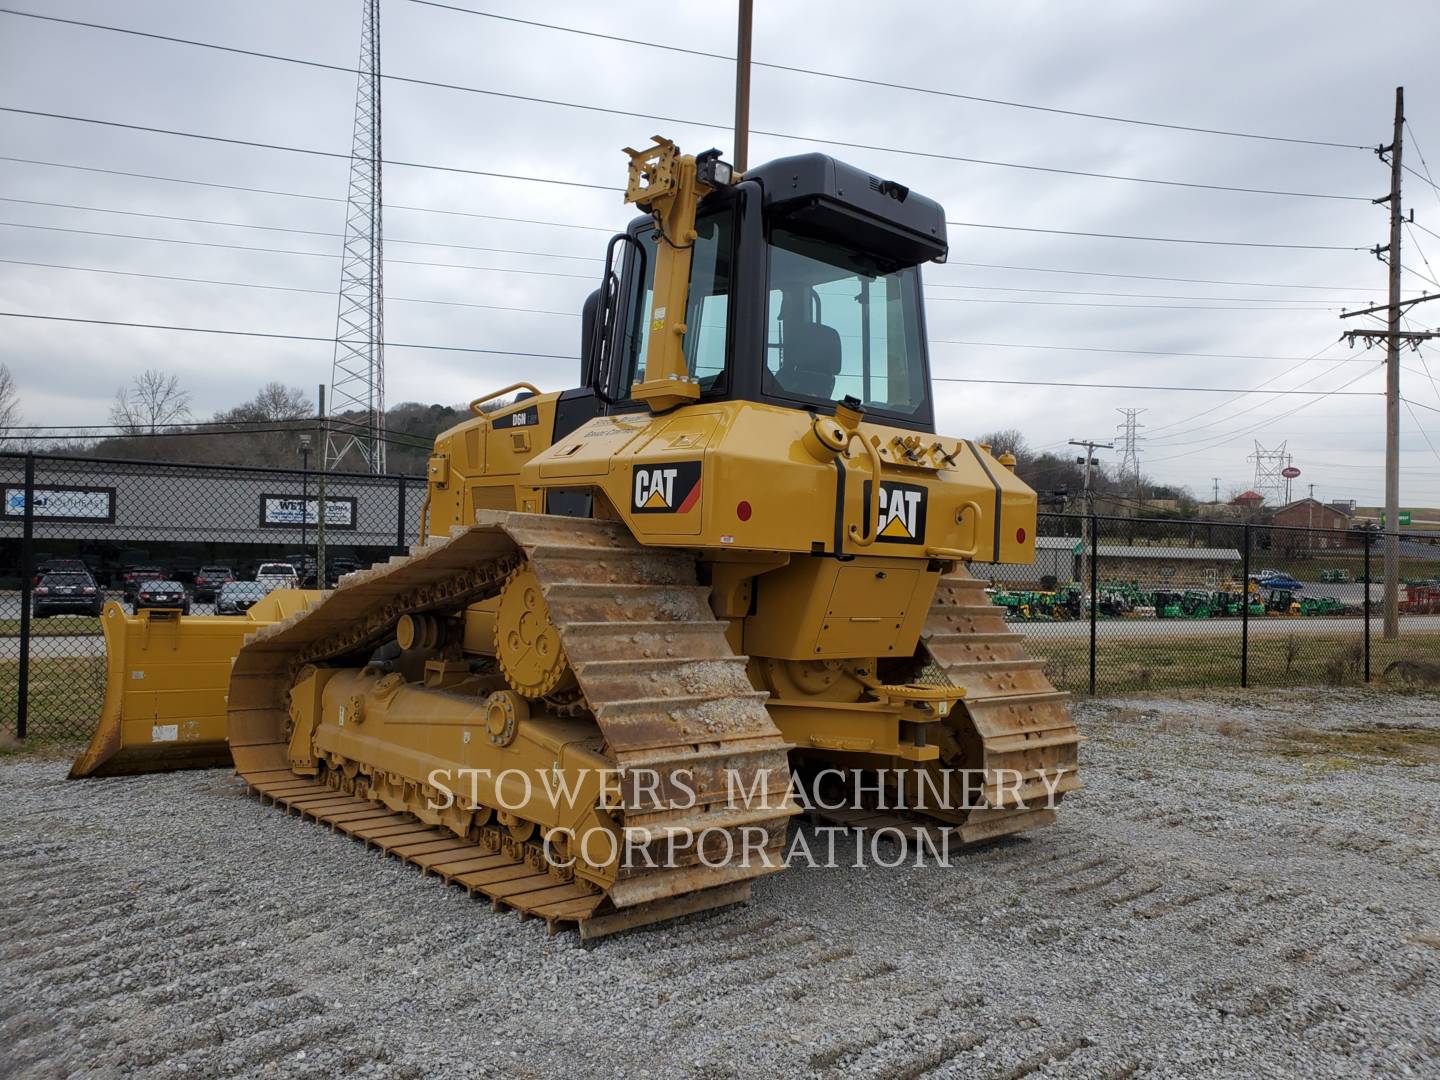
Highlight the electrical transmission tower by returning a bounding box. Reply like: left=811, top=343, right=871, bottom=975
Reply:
left=1248, top=441, right=1289, bottom=505
left=1115, top=408, right=1145, bottom=497
left=325, top=0, right=386, bottom=474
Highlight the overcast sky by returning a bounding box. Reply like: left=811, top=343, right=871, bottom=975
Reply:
left=2, top=0, right=1439, bottom=503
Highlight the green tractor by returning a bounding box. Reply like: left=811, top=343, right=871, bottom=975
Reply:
left=1152, top=590, right=1185, bottom=619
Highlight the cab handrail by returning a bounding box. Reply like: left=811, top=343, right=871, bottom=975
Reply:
left=468, top=383, right=541, bottom=417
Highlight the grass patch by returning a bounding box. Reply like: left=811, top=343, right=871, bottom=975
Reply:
left=1024, top=630, right=1440, bottom=694
left=0, top=655, right=106, bottom=742
left=0, top=615, right=102, bottom=637
left=1265, top=725, right=1440, bottom=768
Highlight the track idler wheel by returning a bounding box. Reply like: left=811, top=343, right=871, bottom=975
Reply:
left=494, top=565, right=576, bottom=699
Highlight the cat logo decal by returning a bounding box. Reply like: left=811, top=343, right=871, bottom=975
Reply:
left=876, top=481, right=927, bottom=544
left=632, top=461, right=702, bottom=514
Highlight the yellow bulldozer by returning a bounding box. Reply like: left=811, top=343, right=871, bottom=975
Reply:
left=71, top=138, right=1079, bottom=938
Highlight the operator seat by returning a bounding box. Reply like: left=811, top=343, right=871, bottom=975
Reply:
left=776, top=321, right=842, bottom=400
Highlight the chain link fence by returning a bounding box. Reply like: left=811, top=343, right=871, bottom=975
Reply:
left=3, top=453, right=1438, bottom=742
left=0, top=452, right=423, bottom=741
left=976, top=512, right=1440, bottom=694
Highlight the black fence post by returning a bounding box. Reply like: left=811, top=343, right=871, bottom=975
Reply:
left=16, top=452, right=34, bottom=739
left=1088, top=511, right=1098, bottom=696
left=1240, top=521, right=1250, bottom=688
left=396, top=476, right=408, bottom=554
left=1363, top=527, right=1372, bottom=683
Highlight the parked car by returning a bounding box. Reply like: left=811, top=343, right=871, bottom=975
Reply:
left=216, top=580, right=270, bottom=615
left=133, top=580, right=191, bottom=615
left=1251, top=571, right=1302, bottom=591
left=32, top=572, right=103, bottom=618
left=255, top=562, right=300, bottom=592
left=122, top=565, right=166, bottom=601
left=33, top=558, right=92, bottom=586
left=328, top=557, right=360, bottom=586
left=193, top=565, right=236, bottom=602
left=298, top=556, right=360, bottom=588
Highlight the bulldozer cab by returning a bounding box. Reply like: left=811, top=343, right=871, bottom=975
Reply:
left=579, top=151, right=946, bottom=436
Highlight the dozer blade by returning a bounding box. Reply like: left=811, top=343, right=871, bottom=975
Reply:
left=68, top=592, right=322, bottom=779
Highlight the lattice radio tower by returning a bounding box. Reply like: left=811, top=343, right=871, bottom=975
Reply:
left=325, top=0, right=386, bottom=474
left=1248, top=441, right=1290, bottom=505
left=1115, top=408, right=1145, bottom=494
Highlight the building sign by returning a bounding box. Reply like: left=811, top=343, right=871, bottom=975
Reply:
left=2, top=485, right=116, bottom=523
left=259, top=494, right=356, bottom=530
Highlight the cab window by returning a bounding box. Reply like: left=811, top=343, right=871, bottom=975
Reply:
left=764, top=228, right=926, bottom=415
left=617, top=209, right=733, bottom=398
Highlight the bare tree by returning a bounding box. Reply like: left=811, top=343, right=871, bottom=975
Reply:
left=110, top=369, right=192, bottom=435
left=254, top=382, right=310, bottom=421
left=0, top=363, right=21, bottom=449
left=977, top=428, right=1030, bottom=461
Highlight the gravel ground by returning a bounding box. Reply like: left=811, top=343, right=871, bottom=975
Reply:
left=2, top=689, right=1438, bottom=1079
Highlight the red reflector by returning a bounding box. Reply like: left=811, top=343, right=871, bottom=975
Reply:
left=736, top=500, right=753, bottom=522
left=1016, top=527, right=1027, bottom=544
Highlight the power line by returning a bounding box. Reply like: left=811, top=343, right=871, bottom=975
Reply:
left=1402, top=163, right=1440, bottom=194
left=945, top=219, right=1364, bottom=252
left=0, top=154, right=1381, bottom=291
left=0, top=221, right=600, bottom=279
left=942, top=260, right=1380, bottom=293
left=0, top=258, right=591, bottom=316
left=930, top=281, right=1364, bottom=304
left=1142, top=341, right=1349, bottom=439
left=1, top=310, right=1386, bottom=394
left=1402, top=398, right=1440, bottom=464
left=928, top=338, right=1367, bottom=364
left=399, top=0, right=1367, bottom=150
left=0, top=219, right=1349, bottom=311
left=1406, top=120, right=1440, bottom=206
left=1143, top=364, right=1381, bottom=462
left=928, top=374, right=1375, bottom=395
left=0, top=310, right=578, bottom=359
left=0, top=106, right=625, bottom=193
left=0, top=154, right=615, bottom=232
left=1403, top=396, right=1440, bottom=416
left=1404, top=221, right=1440, bottom=289
left=0, top=9, right=1371, bottom=199
left=930, top=295, right=1343, bottom=312
left=1, top=260, right=1391, bottom=360
left=0, top=195, right=603, bottom=262
left=1147, top=360, right=1359, bottom=446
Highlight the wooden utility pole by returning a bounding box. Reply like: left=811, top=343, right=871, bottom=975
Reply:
left=1069, top=438, right=1113, bottom=516
left=1382, top=86, right=1404, bottom=640
left=1341, top=88, right=1440, bottom=638
left=1069, top=437, right=1112, bottom=579
left=733, top=0, right=753, bottom=171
